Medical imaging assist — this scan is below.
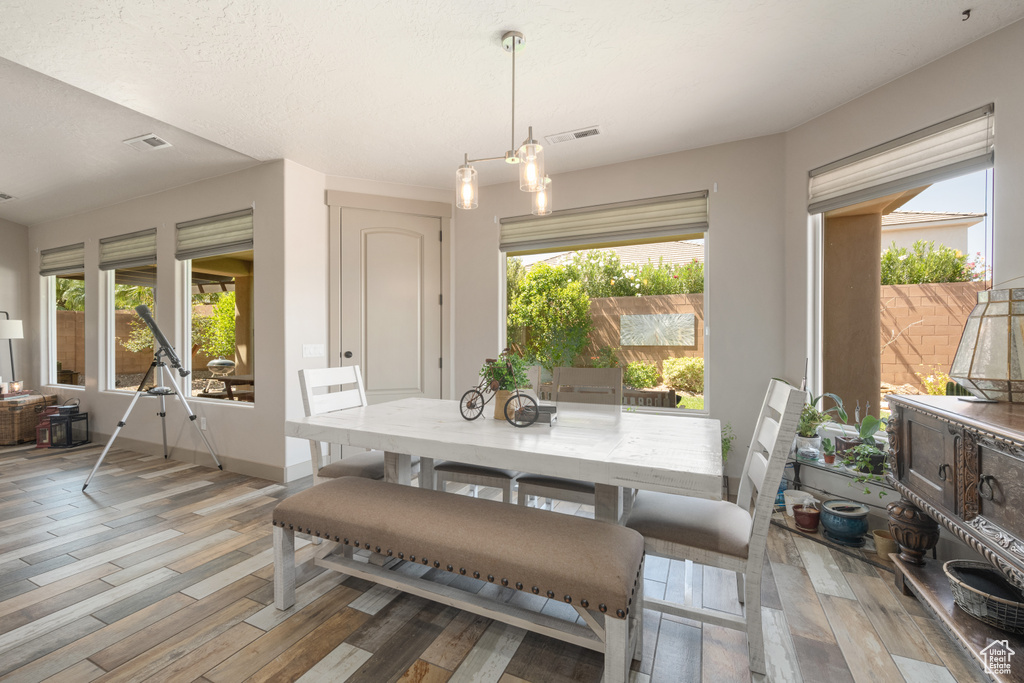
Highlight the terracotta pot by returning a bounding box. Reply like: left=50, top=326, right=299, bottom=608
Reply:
left=822, top=452, right=836, bottom=464
left=793, top=504, right=820, bottom=532
left=872, top=529, right=898, bottom=559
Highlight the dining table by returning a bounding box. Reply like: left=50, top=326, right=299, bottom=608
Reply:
left=285, top=397, right=722, bottom=523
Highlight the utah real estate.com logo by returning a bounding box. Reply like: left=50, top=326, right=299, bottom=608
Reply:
left=981, top=640, right=1015, bottom=675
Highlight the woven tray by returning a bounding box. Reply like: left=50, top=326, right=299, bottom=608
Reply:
left=945, top=559, right=1024, bottom=634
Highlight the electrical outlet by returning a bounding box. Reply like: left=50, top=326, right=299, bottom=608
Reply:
left=200, top=417, right=207, bottom=430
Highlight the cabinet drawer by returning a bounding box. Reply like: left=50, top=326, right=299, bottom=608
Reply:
left=978, top=445, right=1024, bottom=537
left=904, top=412, right=955, bottom=510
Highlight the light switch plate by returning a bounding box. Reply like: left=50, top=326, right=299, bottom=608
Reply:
left=302, top=344, right=325, bottom=358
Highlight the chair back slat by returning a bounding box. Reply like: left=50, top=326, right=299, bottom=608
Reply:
left=754, top=414, right=781, bottom=456
left=553, top=367, right=623, bottom=405
left=298, top=366, right=370, bottom=477
left=745, top=450, right=770, bottom=495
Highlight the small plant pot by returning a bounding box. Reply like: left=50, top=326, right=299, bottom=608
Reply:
left=822, top=452, right=836, bottom=464
left=848, top=453, right=886, bottom=475
left=872, top=529, right=898, bottom=559
left=793, top=505, right=820, bottom=533
left=493, top=390, right=511, bottom=419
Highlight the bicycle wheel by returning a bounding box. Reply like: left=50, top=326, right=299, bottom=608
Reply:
left=504, top=392, right=539, bottom=427
left=460, top=389, right=486, bottom=421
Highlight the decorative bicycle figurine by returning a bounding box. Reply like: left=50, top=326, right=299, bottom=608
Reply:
left=460, top=351, right=539, bottom=427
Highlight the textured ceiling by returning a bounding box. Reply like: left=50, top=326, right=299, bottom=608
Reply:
left=1, top=0, right=1023, bottom=227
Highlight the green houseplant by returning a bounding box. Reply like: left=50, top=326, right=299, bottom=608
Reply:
left=840, top=414, right=890, bottom=497
left=794, top=393, right=846, bottom=461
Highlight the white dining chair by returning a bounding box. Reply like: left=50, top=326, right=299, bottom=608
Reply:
left=298, top=365, right=416, bottom=485
left=624, top=378, right=806, bottom=675
left=516, top=366, right=623, bottom=511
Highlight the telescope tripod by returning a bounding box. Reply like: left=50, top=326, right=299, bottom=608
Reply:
left=83, top=349, right=222, bottom=491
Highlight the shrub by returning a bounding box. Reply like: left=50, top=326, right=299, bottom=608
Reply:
left=624, top=361, right=659, bottom=389
left=561, top=250, right=704, bottom=298
left=662, top=356, right=704, bottom=393
left=916, top=366, right=952, bottom=395
left=590, top=345, right=620, bottom=368
left=880, top=240, right=973, bottom=285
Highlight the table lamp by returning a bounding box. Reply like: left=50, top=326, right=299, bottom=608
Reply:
left=949, top=288, right=1024, bottom=402
left=0, top=312, right=24, bottom=383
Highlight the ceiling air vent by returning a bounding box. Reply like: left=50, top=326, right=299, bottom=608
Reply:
left=0, top=192, right=16, bottom=202
left=545, top=126, right=602, bottom=145
left=123, top=133, right=172, bottom=151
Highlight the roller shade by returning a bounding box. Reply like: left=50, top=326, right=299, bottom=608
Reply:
left=39, top=243, right=85, bottom=276
left=499, top=191, right=708, bottom=255
left=808, top=104, right=994, bottom=214
left=175, top=208, right=253, bottom=260
left=99, top=228, right=157, bottom=270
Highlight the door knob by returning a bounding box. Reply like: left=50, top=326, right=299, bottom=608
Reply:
left=343, top=351, right=353, bottom=359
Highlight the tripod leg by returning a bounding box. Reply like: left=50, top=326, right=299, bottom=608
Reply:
left=169, top=378, right=223, bottom=470
left=159, top=393, right=169, bottom=459
left=83, top=391, right=145, bottom=491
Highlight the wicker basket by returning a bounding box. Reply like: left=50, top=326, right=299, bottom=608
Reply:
left=0, top=394, right=59, bottom=445
left=945, top=559, right=1024, bottom=634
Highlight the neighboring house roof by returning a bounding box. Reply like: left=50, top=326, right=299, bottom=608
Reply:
left=534, top=241, right=704, bottom=268
left=881, top=210, right=984, bottom=230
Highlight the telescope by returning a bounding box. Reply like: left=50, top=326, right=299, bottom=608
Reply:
left=135, top=304, right=189, bottom=377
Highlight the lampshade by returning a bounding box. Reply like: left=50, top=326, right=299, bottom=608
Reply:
left=532, top=176, right=552, bottom=216
left=949, top=288, right=1024, bottom=402
left=0, top=319, right=23, bottom=340
left=455, top=164, right=478, bottom=210
left=518, top=130, right=545, bottom=192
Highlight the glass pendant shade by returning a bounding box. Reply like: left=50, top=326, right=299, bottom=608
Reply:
left=455, top=165, right=478, bottom=210
left=518, top=142, right=545, bottom=192
left=532, top=176, right=552, bottom=216
left=949, top=288, right=1024, bottom=402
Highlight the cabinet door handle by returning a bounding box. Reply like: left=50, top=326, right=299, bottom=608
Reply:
left=938, top=464, right=951, bottom=482
left=978, top=474, right=997, bottom=501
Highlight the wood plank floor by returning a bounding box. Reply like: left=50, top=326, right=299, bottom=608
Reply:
left=0, top=443, right=989, bottom=682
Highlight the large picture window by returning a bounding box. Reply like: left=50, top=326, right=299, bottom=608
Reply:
left=100, top=229, right=158, bottom=391
left=502, top=193, right=709, bottom=412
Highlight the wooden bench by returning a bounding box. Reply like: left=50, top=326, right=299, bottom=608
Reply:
left=273, top=476, right=645, bottom=682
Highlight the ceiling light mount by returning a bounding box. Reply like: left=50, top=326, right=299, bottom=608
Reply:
left=456, top=30, right=552, bottom=215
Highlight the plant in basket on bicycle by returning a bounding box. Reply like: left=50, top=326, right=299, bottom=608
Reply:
left=479, top=350, right=530, bottom=391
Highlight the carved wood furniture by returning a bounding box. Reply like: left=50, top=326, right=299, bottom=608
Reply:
left=272, top=476, right=645, bottom=683
left=887, top=395, right=1024, bottom=679
left=286, top=396, right=722, bottom=524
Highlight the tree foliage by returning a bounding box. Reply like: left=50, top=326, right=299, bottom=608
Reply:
left=507, top=264, right=592, bottom=371
left=563, top=250, right=704, bottom=297
left=880, top=240, right=976, bottom=285
left=55, top=278, right=85, bottom=311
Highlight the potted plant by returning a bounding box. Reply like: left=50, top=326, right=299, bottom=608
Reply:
left=794, top=393, right=846, bottom=461
left=479, top=350, right=530, bottom=419
left=821, top=437, right=837, bottom=465
left=840, top=414, right=890, bottom=498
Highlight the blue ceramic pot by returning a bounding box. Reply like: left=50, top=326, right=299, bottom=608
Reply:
left=820, top=500, right=869, bottom=547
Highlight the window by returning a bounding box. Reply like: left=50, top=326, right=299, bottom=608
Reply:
left=100, top=229, right=158, bottom=391
left=41, top=243, right=86, bottom=386
left=501, top=192, right=709, bottom=412
left=810, top=106, right=994, bottom=415
left=176, top=209, right=255, bottom=402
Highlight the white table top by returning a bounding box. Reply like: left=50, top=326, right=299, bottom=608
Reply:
left=286, top=397, right=722, bottom=499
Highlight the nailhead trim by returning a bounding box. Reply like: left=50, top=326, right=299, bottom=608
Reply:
left=564, top=595, right=572, bottom=603
left=581, top=599, right=589, bottom=608
left=515, top=582, right=523, bottom=590
left=501, top=578, right=509, bottom=587
left=547, top=590, right=555, bottom=599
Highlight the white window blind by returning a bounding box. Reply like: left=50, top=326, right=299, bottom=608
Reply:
left=39, top=243, right=85, bottom=276
left=175, top=208, right=253, bottom=260
left=499, top=191, right=708, bottom=255
left=808, top=104, right=994, bottom=214
left=99, top=228, right=157, bottom=271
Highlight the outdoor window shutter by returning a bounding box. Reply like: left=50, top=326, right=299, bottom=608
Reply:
left=808, top=104, right=994, bottom=215
left=175, top=208, right=253, bottom=260
left=99, top=228, right=157, bottom=271
left=499, top=191, right=709, bottom=254
left=39, top=243, right=85, bottom=276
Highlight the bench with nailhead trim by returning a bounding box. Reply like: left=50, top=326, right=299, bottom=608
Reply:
left=273, top=476, right=645, bottom=682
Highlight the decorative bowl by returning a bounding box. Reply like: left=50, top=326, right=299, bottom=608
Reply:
left=820, top=500, right=869, bottom=547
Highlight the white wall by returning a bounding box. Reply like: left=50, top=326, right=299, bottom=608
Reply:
left=881, top=225, right=969, bottom=254
left=27, top=162, right=288, bottom=479
left=0, top=216, right=29, bottom=383
left=453, top=134, right=790, bottom=479
left=783, top=18, right=1024, bottom=386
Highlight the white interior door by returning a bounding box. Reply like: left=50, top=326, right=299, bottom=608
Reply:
left=340, top=208, right=441, bottom=403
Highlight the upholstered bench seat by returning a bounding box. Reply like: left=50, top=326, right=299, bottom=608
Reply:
left=273, top=476, right=645, bottom=682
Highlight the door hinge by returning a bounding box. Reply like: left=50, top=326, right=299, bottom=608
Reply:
left=439, top=357, right=443, bottom=369
left=439, top=230, right=443, bottom=242
left=439, top=293, right=443, bottom=306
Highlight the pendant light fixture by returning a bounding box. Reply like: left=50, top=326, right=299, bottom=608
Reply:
left=456, top=31, right=551, bottom=215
